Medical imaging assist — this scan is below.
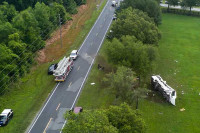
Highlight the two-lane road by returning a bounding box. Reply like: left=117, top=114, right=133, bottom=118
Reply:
left=27, top=0, right=116, bottom=133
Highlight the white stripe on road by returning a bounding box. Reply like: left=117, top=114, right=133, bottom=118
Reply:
left=78, top=0, right=110, bottom=53
left=27, top=83, right=60, bottom=133
left=60, top=7, right=114, bottom=133
left=77, top=66, right=80, bottom=71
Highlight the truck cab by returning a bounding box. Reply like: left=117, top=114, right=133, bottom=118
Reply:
left=0, top=109, right=13, bottom=126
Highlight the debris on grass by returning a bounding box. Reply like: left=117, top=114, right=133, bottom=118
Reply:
left=91, top=83, right=95, bottom=85
left=174, top=60, right=178, bottom=63
left=182, top=91, right=184, bottom=95
left=159, top=112, right=163, bottom=115
left=180, top=108, right=185, bottom=112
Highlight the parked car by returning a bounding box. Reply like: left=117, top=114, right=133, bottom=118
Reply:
left=0, top=109, right=13, bottom=126
left=70, top=50, right=78, bottom=60
left=48, top=63, right=58, bottom=75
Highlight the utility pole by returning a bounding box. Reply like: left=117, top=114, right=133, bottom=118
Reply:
left=59, top=14, right=63, bottom=48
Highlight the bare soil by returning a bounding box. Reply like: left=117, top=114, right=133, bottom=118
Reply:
left=36, top=0, right=99, bottom=64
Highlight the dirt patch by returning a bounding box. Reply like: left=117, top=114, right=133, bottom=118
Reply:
left=36, top=0, right=100, bottom=64
left=45, top=21, right=73, bottom=47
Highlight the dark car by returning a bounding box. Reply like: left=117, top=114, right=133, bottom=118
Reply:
left=0, top=109, right=13, bottom=126
left=48, top=63, right=58, bottom=75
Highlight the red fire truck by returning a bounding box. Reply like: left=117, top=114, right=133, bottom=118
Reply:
left=53, top=56, right=74, bottom=82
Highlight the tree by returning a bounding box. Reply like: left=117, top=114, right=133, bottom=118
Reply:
left=106, top=36, right=158, bottom=78
left=168, top=0, right=179, bottom=6
left=49, top=2, right=69, bottom=26
left=108, top=8, right=161, bottom=45
left=33, top=2, right=53, bottom=38
left=63, top=110, right=118, bottom=133
left=0, top=22, right=16, bottom=43
left=74, top=0, right=86, bottom=6
left=12, top=8, right=45, bottom=52
left=181, top=0, right=200, bottom=12
left=167, top=0, right=179, bottom=11
left=103, top=66, right=138, bottom=104
left=63, top=104, right=146, bottom=133
left=121, top=0, right=162, bottom=25
left=63, top=0, right=78, bottom=14
left=0, top=44, right=19, bottom=89
left=0, top=2, right=18, bottom=22
left=107, top=103, right=146, bottom=133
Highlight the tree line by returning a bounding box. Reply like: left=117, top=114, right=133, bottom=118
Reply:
left=166, top=0, right=200, bottom=12
left=0, top=0, right=85, bottom=93
left=63, top=103, right=146, bottom=133
left=63, top=0, right=161, bottom=132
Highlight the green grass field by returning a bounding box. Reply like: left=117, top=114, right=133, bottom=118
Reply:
left=140, top=13, right=200, bottom=133
left=77, top=13, right=200, bottom=133
left=0, top=0, right=106, bottom=132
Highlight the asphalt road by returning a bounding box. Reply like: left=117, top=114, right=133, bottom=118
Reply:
left=26, top=0, right=117, bottom=133
left=160, top=3, right=200, bottom=11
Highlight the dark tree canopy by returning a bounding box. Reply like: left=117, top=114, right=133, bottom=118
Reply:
left=0, top=0, right=84, bottom=92
left=106, top=36, right=158, bottom=78
left=63, top=103, right=146, bottom=133
left=121, top=0, right=162, bottom=25
left=181, top=0, right=200, bottom=11
left=109, top=8, right=161, bottom=45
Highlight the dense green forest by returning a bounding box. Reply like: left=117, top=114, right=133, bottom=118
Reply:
left=0, top=0, right=85, bottom=94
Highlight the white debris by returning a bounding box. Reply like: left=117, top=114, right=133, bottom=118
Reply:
left=91, top=83, right=95, bottom=85
left=182, top=91, right=184, bottom=95
left=174, top=73, right=176, bottom=75
left=199, top=92, right=200, bottom=96
left=180, top=108, right=185, bottom=112
left=175, top=60, right=178, bottom=63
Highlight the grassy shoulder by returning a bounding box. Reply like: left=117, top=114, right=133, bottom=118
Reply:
left=77, top=40, right=116, bottom=109
left=0, top=0, right=107, bottom=132
left=77, top=13, right=200, bottom=133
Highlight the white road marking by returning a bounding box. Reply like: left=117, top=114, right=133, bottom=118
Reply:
left=60, top=6, right=114, bottom=133
left=68, top=82, right=72, bottom=88
left=77, top=66, right=80, bottom=71
left=27, top=83, right=60, bottom=133
left=78, top=0, right=110, bottom=53
left=56, top=103, right=61, bottom=111
left=43, top=118, right=53, bottom=133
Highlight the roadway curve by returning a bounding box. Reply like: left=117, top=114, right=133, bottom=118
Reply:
left=26, top=0, right=117, bottom=133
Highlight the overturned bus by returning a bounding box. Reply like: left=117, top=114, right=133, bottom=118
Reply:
left=151, top=75, right=177, bottom=106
